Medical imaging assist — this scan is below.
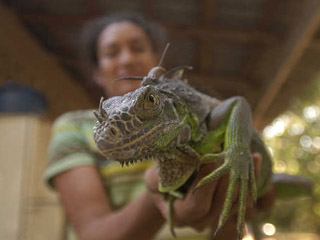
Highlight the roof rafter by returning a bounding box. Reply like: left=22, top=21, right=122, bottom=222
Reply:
left=187, top=73, right=255, bottom=98
left=18, top=13, right=278, bottom=44
left=143, top=0, right=154, bottom=18
left=84, top=0, right=100, bottom=14
left=200, top=0, right=216, bottom=26
left=198, top=0, right=216, bottom=75
left=253, top=0, right=320, bottom=128
left=309, top=38, right=320, bottom=51
left=165, top=25, right=277, bottom=44
left=240, top=0, right=282, bottom=84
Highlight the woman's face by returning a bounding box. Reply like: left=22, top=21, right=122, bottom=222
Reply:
left=96, top=21, right=158, bottom=97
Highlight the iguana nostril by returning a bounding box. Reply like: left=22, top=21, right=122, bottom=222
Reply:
left=108, top=126, right=118, bottom=137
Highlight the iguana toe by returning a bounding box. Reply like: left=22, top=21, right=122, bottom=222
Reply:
left=236, top=174, right=249, bottom=238
left=216, top=170, right=238, bottom=230
left=194, top=162, right=229, bottom=191
left=249, top=162, right=257, bottom=203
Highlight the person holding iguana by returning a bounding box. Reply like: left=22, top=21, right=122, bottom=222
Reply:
left=45, top=13, right=274, bottom=240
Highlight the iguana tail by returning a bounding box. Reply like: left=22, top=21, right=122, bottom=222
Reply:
left=272, top=173, right=314, bottom=199
left=251, top=130, right=314, bottom=199
left=251, top=130, right=273, bottom=197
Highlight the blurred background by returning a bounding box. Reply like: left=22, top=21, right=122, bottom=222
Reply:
left=0, top=0, right=320, bottom=239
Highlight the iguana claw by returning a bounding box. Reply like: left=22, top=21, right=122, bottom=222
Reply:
left=213, top=226, right=222, bottom=239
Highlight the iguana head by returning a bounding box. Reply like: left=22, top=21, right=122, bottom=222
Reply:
left=93, top=82, right=190, bottom=165
left=93, top=63, right=203, bottom=192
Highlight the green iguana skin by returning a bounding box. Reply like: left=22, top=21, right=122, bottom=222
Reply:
left=93, top=65, right=273, bottom=239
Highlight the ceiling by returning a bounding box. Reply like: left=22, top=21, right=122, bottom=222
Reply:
left=3, top=0, right=320, bottom=129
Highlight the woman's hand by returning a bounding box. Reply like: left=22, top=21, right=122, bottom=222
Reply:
left=144, top=153, right=275, bottom=237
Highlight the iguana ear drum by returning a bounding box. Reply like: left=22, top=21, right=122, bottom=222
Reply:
left=177, top=126, right=191, bottom=145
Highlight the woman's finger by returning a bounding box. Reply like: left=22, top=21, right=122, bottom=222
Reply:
left=173, top=163, right=220, bottom=222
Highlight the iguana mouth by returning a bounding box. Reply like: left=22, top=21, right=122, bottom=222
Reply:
left=101, top=122, right=166, bottom=153
left=95, top=120, right=181, bottom=162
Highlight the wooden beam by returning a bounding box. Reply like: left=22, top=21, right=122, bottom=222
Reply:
left=198, top=0, right=215, bottom=75
left=200, top=0, right=216, bottom=26
left=309, top=38, right=320, bottom=51
left=258, top=49, right=320, bottom=127
left=187, top=73, right=255, bottom=98
left=84, top=0, right=100, bottom=14
left=253, top=0, right=320, bottom=128
left=240, top=0, right=282, bottom=81
left=165, top=25, right=277, bottom=44
left=143, top=0, right=154, bottom=19
left=18, top=13, right=97, bottom=26
left=18, top=13, right=278, bottom=45
left=256, top=0, right=283, bottom=31
left=31, top=0, right=40, bottom=7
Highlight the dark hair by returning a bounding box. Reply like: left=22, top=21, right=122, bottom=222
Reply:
left=80, top=13, right=167, bottom=66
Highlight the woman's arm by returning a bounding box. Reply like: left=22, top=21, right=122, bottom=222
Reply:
left=54, top=165, right=165, bottom=240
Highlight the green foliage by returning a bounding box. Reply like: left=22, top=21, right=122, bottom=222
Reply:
left=262, top=75, right=320, bottom=235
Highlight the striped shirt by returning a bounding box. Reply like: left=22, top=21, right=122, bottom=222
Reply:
left=45, top=109, right=210, bottom=240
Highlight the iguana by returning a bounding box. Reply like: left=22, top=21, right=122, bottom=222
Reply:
left=93, top=64, right=312, bottom=239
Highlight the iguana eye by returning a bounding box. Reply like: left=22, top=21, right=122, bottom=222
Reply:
left=148, top=94, right=155, bottom=103
left=136, top=88, right=162, bottom=119
left=145, top=93, right=159, bottom=109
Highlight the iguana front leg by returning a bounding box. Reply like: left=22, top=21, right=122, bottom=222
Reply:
left=195, top=96, right=257, bottom=239
left=157, top=147, right=201, bottom=237
left=167, top=191, right=184, bottom=237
